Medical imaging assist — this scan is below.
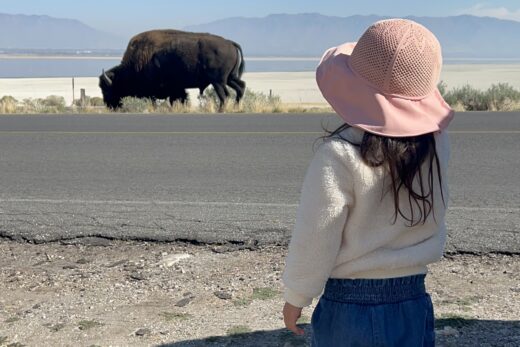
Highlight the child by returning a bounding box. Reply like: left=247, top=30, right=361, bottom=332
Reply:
left=282, top=19, right=454, bottom=346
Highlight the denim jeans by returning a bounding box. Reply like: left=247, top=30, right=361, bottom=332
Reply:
left=311, top=274, right=435, bottom=347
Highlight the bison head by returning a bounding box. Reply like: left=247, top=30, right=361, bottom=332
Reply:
left=99, top=67, right=124, bottom=109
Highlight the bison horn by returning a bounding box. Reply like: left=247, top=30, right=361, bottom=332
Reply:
left=102, top=69, right=112, bottom=85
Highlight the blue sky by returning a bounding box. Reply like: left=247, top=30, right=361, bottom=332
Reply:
left=2, top=0, right=520, bottom=36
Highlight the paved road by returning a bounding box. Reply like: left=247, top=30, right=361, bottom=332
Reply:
left=0, top=113, right=518, bottom=254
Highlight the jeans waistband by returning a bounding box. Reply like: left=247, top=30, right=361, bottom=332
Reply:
left=322, top=274, right=426, bottom=305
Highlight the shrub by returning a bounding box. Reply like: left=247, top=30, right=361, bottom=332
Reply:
left=437, top=81, right=448, bottom=97
left=89, top=97, right=106, bottom=107
left=439, top=82, right=520, bottom=111
left=119, top=96, right=154, bottom=113
left=486, top=83, right=520, bottom=111
left=21, top=98, right=45, bottom=113
left=0, top=95, right=18, bottom=114
left=19, top=96, right=67, bottom=113
left=447, top=85, right=489, bottom=111
left=198, top=87, right=283, bottom=113
left=240, top=89, right=283, bottom=113
left=41, top=95, right=67, bottom=112
left=198, top=88, right=220, bottom=113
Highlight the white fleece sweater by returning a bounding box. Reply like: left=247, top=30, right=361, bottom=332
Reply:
left=283, top=126, right=450, bottom=307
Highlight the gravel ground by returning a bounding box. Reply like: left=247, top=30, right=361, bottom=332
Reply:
left=0, top=238, right=518, bottom=347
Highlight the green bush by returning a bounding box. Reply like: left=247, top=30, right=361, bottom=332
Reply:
left=17, top=95, right=67, bottom=113
left=439, top=82, right=520, bottom=111
left=41, top=95, right=67, bottom=112
left=241, top=89, right=283, bottom=113
left=198, top=87, right=282, bottom=113
left=486, top=83, right=520, bottom=111
left=119, top=96, right=154, bottom=113
left=446, top=85, right=489, bottom=111
left=90, top=97, right=106, bottom=107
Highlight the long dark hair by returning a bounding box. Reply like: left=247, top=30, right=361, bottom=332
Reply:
left=323, top=124, right=445, bottom=227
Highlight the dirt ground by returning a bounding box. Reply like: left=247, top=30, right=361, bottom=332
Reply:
left=0, top=238, right=519, bottom=347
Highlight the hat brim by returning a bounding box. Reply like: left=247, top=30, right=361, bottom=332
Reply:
left=316, top=42, right=454, bottom=137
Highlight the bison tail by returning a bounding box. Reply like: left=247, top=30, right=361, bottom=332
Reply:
left=232, top=42, right=245, bottom=78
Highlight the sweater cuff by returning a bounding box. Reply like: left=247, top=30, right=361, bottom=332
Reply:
left=284, top=287, right=313, bottom=308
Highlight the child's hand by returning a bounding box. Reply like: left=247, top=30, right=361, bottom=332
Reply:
left=283, top=302, right=305, bottom=336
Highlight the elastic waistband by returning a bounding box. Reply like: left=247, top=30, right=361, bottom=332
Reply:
left=323, top=274, right=426, bottom=305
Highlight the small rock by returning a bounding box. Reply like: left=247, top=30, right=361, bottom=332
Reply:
left=183, top=292, right=194, bottom=298
left=63, top=264, right=78, bottom=270
left=175, top=297, right=192, bottom=307
left=159, top=253, right=191, bottom=267
left=212, top=246, right=232, bottom=253
left=32, top=304, right=41, bottom=309
left=135, top=328, right=151, bottom=336
left=62, top=237, right=112, bottom=247
left=129, top=272, right=146, bottom=281
left=214, top=291, right=232, bottom=300
left=76, top=258, right=90, bottom=264
left=106, top=259, right=128, bottom=268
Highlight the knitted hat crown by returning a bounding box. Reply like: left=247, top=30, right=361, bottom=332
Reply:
left=316, top=18, right=454, bottom=137
left=350, top=19, right=442, bottom=99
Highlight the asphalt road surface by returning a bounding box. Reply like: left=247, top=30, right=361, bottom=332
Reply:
left=0, top=112, right=518, bottom=254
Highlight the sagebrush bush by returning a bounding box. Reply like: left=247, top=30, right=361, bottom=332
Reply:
left=198, top=87, right=283, bottom=113
left=119, top=96, right=154, bottom=113
left=486, top=83, right=520, bottom=111
left=241, top=89, right=283, bottom=113
left=17, top=96, right=67, bottom=113
left=89, top=97, right=106, bottom=107
left=438, top=82, right=520, bottom=111
left=0, top=95, right=18, bottom=113
left=41, top=95, right=67, bottom=112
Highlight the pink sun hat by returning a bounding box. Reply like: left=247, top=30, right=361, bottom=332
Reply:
left=316, top=18, right=454, bottom=137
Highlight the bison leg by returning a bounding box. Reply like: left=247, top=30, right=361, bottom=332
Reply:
left=180, top=90, right=188, bottom=103
left=169, top=90, right=188, bottom=106
left=212, top=83, right=228, bottom=112
left=228, top=78, right=246, bottom=103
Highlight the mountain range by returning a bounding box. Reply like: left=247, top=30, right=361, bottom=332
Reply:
left=0, top=13, right=124, bottom=51
left=1, top=13, right=520, bottom=58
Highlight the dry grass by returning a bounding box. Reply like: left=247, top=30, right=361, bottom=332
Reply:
left=439, top=82, right=520, bottom=111
left=0, top=96, right=17, bottom=113
left=2, top=83, right=519, bottom=114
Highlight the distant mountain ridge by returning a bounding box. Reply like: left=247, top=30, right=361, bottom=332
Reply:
left=1, top=12, right=520, bottom=59
left=185, top=13, right=520, bottom=59
left=0, top=13, right=125, bottom=50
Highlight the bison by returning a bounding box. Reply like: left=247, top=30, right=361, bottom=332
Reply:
left=99, top=29, right=246, bottom=111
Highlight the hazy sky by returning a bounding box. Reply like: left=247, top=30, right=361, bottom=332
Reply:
left=2, top=0, right=519, bottom=37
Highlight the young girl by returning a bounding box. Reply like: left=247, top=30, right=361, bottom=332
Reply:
left=282, top=19, right=454, bottom=346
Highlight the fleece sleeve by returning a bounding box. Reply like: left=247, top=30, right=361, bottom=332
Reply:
left=282, top=141, right=353, bottom=307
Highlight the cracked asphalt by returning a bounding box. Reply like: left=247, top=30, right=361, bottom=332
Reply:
left=0, top=113, right=518, bottom=254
